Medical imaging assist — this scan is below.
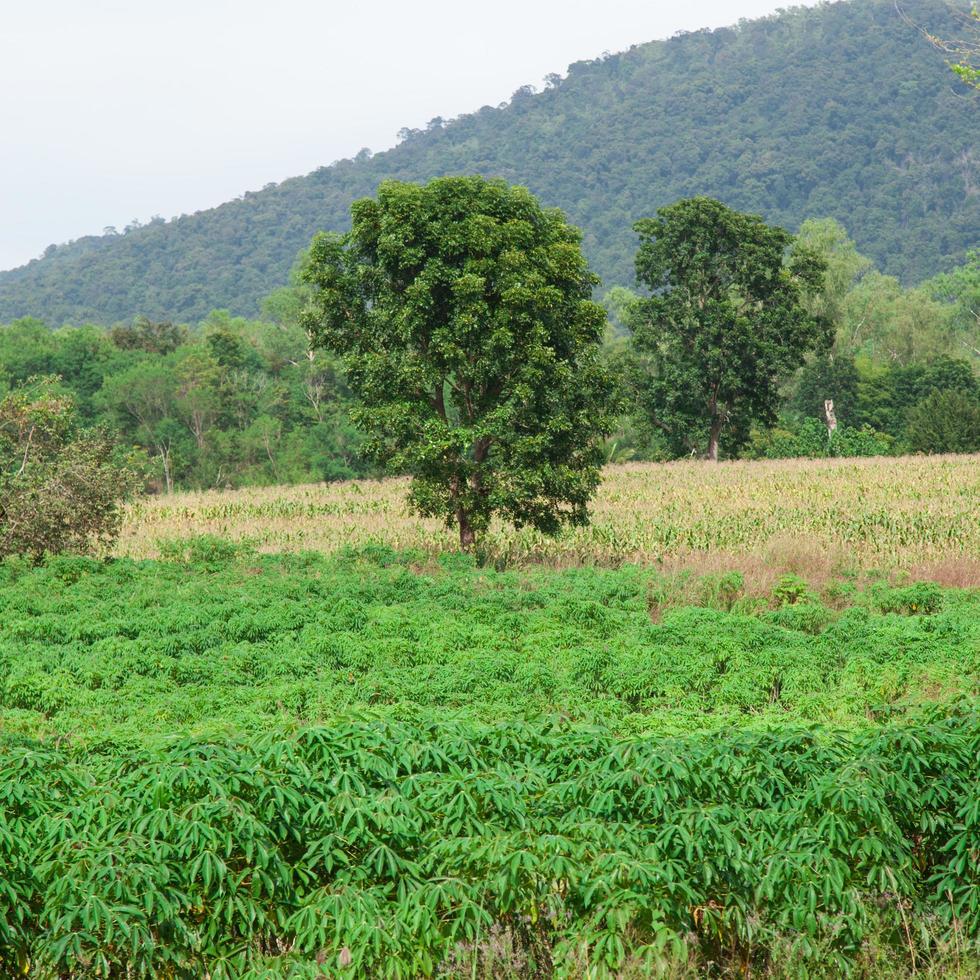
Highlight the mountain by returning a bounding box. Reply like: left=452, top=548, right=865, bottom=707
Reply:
left=1, top=0, right=976, bottom=326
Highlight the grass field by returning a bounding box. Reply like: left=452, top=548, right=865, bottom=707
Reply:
left=117, top=455, right=980, bottom=583
left=3, top=454, right=980, bottom=977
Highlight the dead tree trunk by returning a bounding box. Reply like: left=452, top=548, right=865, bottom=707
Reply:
left=824, top=399, right=837, bottom=446
left=707, top=415, right=723, bottom=462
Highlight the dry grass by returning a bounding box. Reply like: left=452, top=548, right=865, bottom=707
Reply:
left=116, top=453, right=980, bottom=580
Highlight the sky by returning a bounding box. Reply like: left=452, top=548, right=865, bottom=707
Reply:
left=0, top=0, right=821, bottom=271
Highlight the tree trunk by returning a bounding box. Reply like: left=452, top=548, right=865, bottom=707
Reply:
left=707, top=416, right=723, bottom=462
left=706, top=383, right=723, bottom=462
left=824, top=399, right=837, bottom=439
left=191, top=413, right=207, bottom=450
left=160, top=447, right=173, bottom=493
left=458, top=509, right=475, bottom=550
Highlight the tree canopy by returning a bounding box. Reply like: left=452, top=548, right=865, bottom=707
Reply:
left=628, top=197, right=829, bottom=461
left=302, top=176, right=615, bottom=547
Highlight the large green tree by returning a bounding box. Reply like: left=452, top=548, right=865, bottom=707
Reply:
left=794, top=218, right=873, bottom=330
left=629, top=197, right=830, bottom=461
left=302, top=176, right=615, bottom=548
left=101, top=361, right=183, bottom=493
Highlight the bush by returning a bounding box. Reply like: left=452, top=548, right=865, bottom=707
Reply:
left=0, top=377, right=138, bottom=561
left=906, top=389, right=980, bottom=454
left=695, top=571, right=745, bottom=611
left=872, top=581, right=945, bottom=616
left=772, top=573, right=814, bottom=606
left=749, top=416, right=894, bottom=459
left=157, top=534, right=255, bottom=569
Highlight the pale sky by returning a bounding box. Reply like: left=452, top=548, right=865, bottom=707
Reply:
left=0, top=0, right=822, bottom=271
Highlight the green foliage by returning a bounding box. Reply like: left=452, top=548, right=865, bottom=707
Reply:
left=1, top=551, right=979, bottom=974
left=3, top=702, right=980, bottom=974
left=303, top=176, right=616, bottom=547
left=156, top=533, right=256, bottom=569
left=871, top=581, right=946, bottom=616
left=0, top=305, right=374, bottom=492
left=790, top=354, right=863, bottom=427
left=791, top=220, right=978, bottom=373
left=629, top=197, right=829, bottom=459
left=782, top=349, right=978, bottom=457
left=795, top=217, right=875, bottom=329
left=749, top=416, right=895, bottom=460
left=0, top=0, right=976, bottom=324
left=923, top=248, right=980, bottom=368
left=0, top=378, right=138, bottom=560
left=772, top=574, right=814, bottom=607
left=835, top=271, right=960, bottom=365
left=769, top=221, right=977, bottom=460
left=906, top=388, right=980, bottom=454
left=2, top=549, right=976, bottom=743
left=694, top=571, right=745, bottom=612
left=108, top=314, right=186, bottom=354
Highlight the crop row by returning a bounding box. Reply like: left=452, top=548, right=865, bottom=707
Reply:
left=3, top=714, right=980, bottom=977
left=116, top=455, right=980, bottom=574
left=2, top=550, right=977, bottom=742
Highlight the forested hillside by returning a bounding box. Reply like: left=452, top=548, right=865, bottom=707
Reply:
left=0, top=0, right=976, bottom=325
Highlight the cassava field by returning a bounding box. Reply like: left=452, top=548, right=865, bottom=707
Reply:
left=3, top=456, right=980, bottom=978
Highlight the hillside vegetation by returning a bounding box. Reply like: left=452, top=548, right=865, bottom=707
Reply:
left=1, top=0, right=977, bottom=324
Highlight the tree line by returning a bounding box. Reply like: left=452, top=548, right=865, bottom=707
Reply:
left=1, top=177, right=978, bottom=553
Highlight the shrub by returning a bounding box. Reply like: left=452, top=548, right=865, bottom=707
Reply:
left=750, top=416, right=894, bottom=459
left=906, top=389, right=980, bottom=454
left=872, top=581, right=945, bottom=616
left=695, top=571, right=745, bottom=611
left=0, top=378, right=139, bottom=561
left=764, top=601, right=835, bottom=634
left=157, top=534, right=255, bottom=569
left=773, top=574, right=813, bottom=606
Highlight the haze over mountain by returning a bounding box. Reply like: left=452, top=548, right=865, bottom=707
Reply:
left=1, top=0, right=976, bottom=326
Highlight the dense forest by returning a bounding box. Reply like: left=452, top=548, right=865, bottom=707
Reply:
left=0, top=0, right=976, bottom=325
